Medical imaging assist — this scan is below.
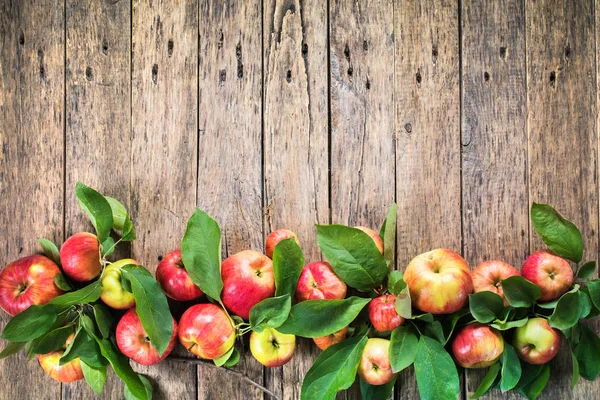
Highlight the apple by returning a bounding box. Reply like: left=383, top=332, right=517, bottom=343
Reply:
left=368, top=294, right=404, bottom=332
left=178, top=303, right=235, bottom=360
left=355, top=226, right=384, bottom=254
left=313, top=326, right=348, bottom=350
left=38, top=333, right=83, bottom=383
left=451, top=323, right=504, bottom=368
left=0, top=255, right=64, bottom=316
left=295, top=261, right=347, bottom=302
left=521, top=250, right=573, bottom=302
left=155, top=249, right=203, bottom=301
left=100, top=258, right=138, bottom=309
left=59, top=232, right=101, bottom=282
left=265, top=229, right=300, bottom=259
left=403, top=249, right=473, bottom=314
left=250, top=328, right=296, bottom=367
left=116, top=307, right=178, bottom=365
left=357, top=338, right=396, bottom=385
left=221, top=250, right=275, bottom=320
left=513, top=317, right=560, bottom=364
left=472, top=260, right=520, bottom=306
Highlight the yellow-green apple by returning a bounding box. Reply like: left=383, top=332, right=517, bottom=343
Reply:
left=513, top=317, right=560, bottom=364
left=100, top=258, right=138, bottom=309
left=265, top=229, right=300, bottom=259
left=178, top=303, right=235, bottom=359
left=155, top=249, right=203, bottom=301
left=250, top=328, right=296, bottom=367
left=404, top=249, right=473, bottom=314
left=221, top=250, right=275, bottom=320
left=451, top=323, right=504, bottom=368
left=521, top=250, right=573, bottom=302
left=0, top=255, right=64, bottom=316
left=472, top=260, right=520, bottom=306
left=38, top=333, right=83, bottom=382
left=368, top=294, right=404, bottom=332
left=59, top=232, right=101, bottom=282
left=358, top=338, right=396, bottom=385
left=355, top=226, right=384, bottom=254
left=313, top=326, right=348, bottom=350
left=116, top=307, right=178, bottom=365
left=295, top=261, right=347, bottom=302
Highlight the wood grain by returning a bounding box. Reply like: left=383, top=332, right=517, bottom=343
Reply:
left=0, top=1, right=64, bottom=399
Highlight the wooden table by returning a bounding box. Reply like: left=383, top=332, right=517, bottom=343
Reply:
left=0, top=0, right=597, bottom=399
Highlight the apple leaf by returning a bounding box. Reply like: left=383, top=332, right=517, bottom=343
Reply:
left=93, top=304, right=113, bottom=339
left=577, top=261, right=596, bottom=280
left=572, top=323, right=600, bottom=380
left=181, top=208, right=223, bottom=302
left=29, top=324, right=74, bottom=354
left=223, top=347, right=240, bottom=367
left=571, top=349, right=580, bottom=388
left=387, top=270, right=405, bottom=294
left=472, top=362, right=501, bottom=399
left=518, top=364, right=550, bottom=400
left=81, top=361, right=107, bottom=396
left=469, top=291, right=504, bottom=323
left=278, top=297, right=371, bottom=338
left=531, top=203, right=583, bottom=263
left=360, top=376, right=397, bottom=400
left=60, top=327, right=105, bottom=368
left=75, top=182, right=113, bottom=244
left=389, top=326, right=418, bottom=373
left=124, top=375, right=152, bottom=400
left=379, top=203, right=397, bottom=270
left=105, top=196, right=136, bottom=241
left=423, top=320, right=445, bottom=344
left=53, top=273, right=72, bottom=291
left=442, top=308, right=473, bottom=340
left=316, top=225, right=388, bottom=291
left=394, top=284, right=412, bottom=319
left=491, top=318, right=528, bottom=331
left=250, top=294, right=291, bottom=332
left=549, top=289, right=581, bottom=330
left=100, top=237, right=116, bottom=258
left=578, top=290, right=592, bottom=319
left=301, top=335, right=368, bottom=400
left=214, top=345, right=235, bottom=367
left=1, top=304, right=57, bottom=342
left=49, top=280, right=101, bottom=306
left=586, top=279, right=600, bottom=310
left=273, top=238, right=304, bottom=297
left=0, top=341, right=26, bottom=359
left=500, top=344, right=521, bottom=392
left=501, top=276, right=541, bottom=308
left=413, top=336, right=460, bottom=400
left=121, top=265, right=173, bottom=356
left=38, top=238, right=61, bottom=265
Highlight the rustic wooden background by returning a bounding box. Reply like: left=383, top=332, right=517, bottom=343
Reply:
left=0, top=0, right=598, bottom=399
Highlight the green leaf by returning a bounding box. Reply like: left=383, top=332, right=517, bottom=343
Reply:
left=301, top=335, right=368, bottom=400
left=121, top=265, right=173, bottom=356
left=587, top=279, right=600, bottom=309
left=536, top=299, right=560, bottom=309
left=223, top=347, right=240, bottom=367
left=549, top=289, right=581, bottom=330
left=53, top=274, right=72, bottom=291
left=95, top=337, right=147, bottom=400
left=389, top=326, right=418, bottom=373
left=423, top=320, right=445, bottom=344
left=572, top=323, right=600, bottom=380
left=413, top=313, right=434, bottom=323
left=469, top=292, right=504, bottom=323
left=60, top=328, right=105, bottom=367
left=316, top=225, right=388, bottom=291
left=105, top=196, right=136, bottom=241
left=531, top=203, right=583, bottom=263
left=273, top=238, right=304, bottom=297
left=500, top=344, right=521, bottom=392
left=0, top=341, right=26, bottom=359
left=81, top=361, right=107, bottom=395
left=360, top=376, right=396, bottom=400
left=214, top=345, right=235, bottom=367
left=181, top=208, right=223, bottom=301
left=124, top=374, right=153, bottom=400
left=442, top=308, right=472, bottom=340
left=577, top=261, right=596, bottom=280
left=250, top=294, right=291, bottom=332
left=30, top=324, right=74, bottom=354
left=471, top=363, right=500, bottom=399
left=502, top=276, right=541, bottom=308
left=38, top=238, right=61, bottom=265
left=121, top=273, right=132, bottom=293
left=93, top=304, right=113, bottom=338
left=518, top=364, right=550, bottom=400
left=491, top=318, right=528, bottom=331
left=2, top=304, right=57, bottom=342
left=76, top=182, right=113, bottom=244
left=413, top=336, right=459, bottom=400
left=571, top=349, right=580, bottom=388
left=49, top=281, right=101, bottom=306
left=379, top=203, right=397, bottom=270
left=394, top=285, right=412, bottom=319
left=100, top=237, right=116, bottom=258
left=278, top=297, right=371, bottom=338
left=578, top=290, right=592, bottom=319
left=387, top=271, right=405, bottom=295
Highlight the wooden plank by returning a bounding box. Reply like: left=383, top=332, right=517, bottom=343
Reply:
left=263, top=0, right=329, bottom=398
left=131, top=1, right=199, bottom=398
left=0, top=1, right=64, bottom=399
left=63, top=0, right=131, bottom=397
left=461, top=0, right=528, bottom=398
left=197, top=1, right=264, bottom=398
left=527, top=0, right=598, bottom=399
left=394, top=0, right=461, bottom=398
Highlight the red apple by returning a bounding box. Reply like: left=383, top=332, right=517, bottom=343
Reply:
left=472, top=260, right=520, bottom=306
left=178, top=303, right=235, bottom=360
left=59, top=232, right=101, bottom=282
left=521, top=250, right=573, bottom=302
left=250, top=328, right=296, bottom=367
left=369, top=294, right=404, bottom=332
left=358, top=338, right=396, bottom=385
left=116, top=307, right=178, bottom=365
left=0, top=255, right=64, bottom=316
left=313, top=326, right=348, bottom=350
left=295, top=261, right=347, bottom=302
left=100, top=258, right=138, bottom=309
left=221, top=250, right=275, bottom=320
left=38, top=333, right=83, bottom=383
left=355, top=226, right=384, bottom=254
left=451, top=323, right=504, bottom=368
left=513, top=318, right=560, bottom=364
left=403, top=249, right=473, bottom=314
left=265, top=229, right=300, bottom=259
left=155, top=249, right=203, bottom=301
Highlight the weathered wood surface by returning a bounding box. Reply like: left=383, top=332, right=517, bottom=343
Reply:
left=1, top=0, right=600, bottom=399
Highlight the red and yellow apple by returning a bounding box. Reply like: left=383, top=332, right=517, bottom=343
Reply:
left=451, top=323, right=504, bottom=368
left=358, top=338, right=396, bottom=385
left=38, top=333, right=83, bottom=383
left=59, top=232, right=101, bottom=282
left=116, top=307, right=178, bottom=365
left=313, top=326, right=348, bottom=350
left=221, top=250, right=275, bottom=320
left=100, top=258, right=138, bottom=309
left=265, top=229, right=300, bottom=259
left=178, top=303, right=235, bottom=360
left=355, top=226, right=384, bottom=254
left=155, top=249, right=203, bottom=301
left=250, top=328, right=296, bottom=367
left=513, top=317, right=560, bottom=364
left=368, top=294, right=404, bottom=332
left=472, top=260, right=520, bottom=306
left=403, top=249, right=472, bottom=314
left=0, top=255, right=64, bottom=316
left=295, top=261, right=347, bottom=302
left=521, top=250, right=573, bottom=302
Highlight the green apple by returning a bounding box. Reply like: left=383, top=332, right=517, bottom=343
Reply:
left=100, top=258, right=137, bottom=309
left=513, top=318, right=560, bottom=364
left=250, top=328, right=295, bottom=367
